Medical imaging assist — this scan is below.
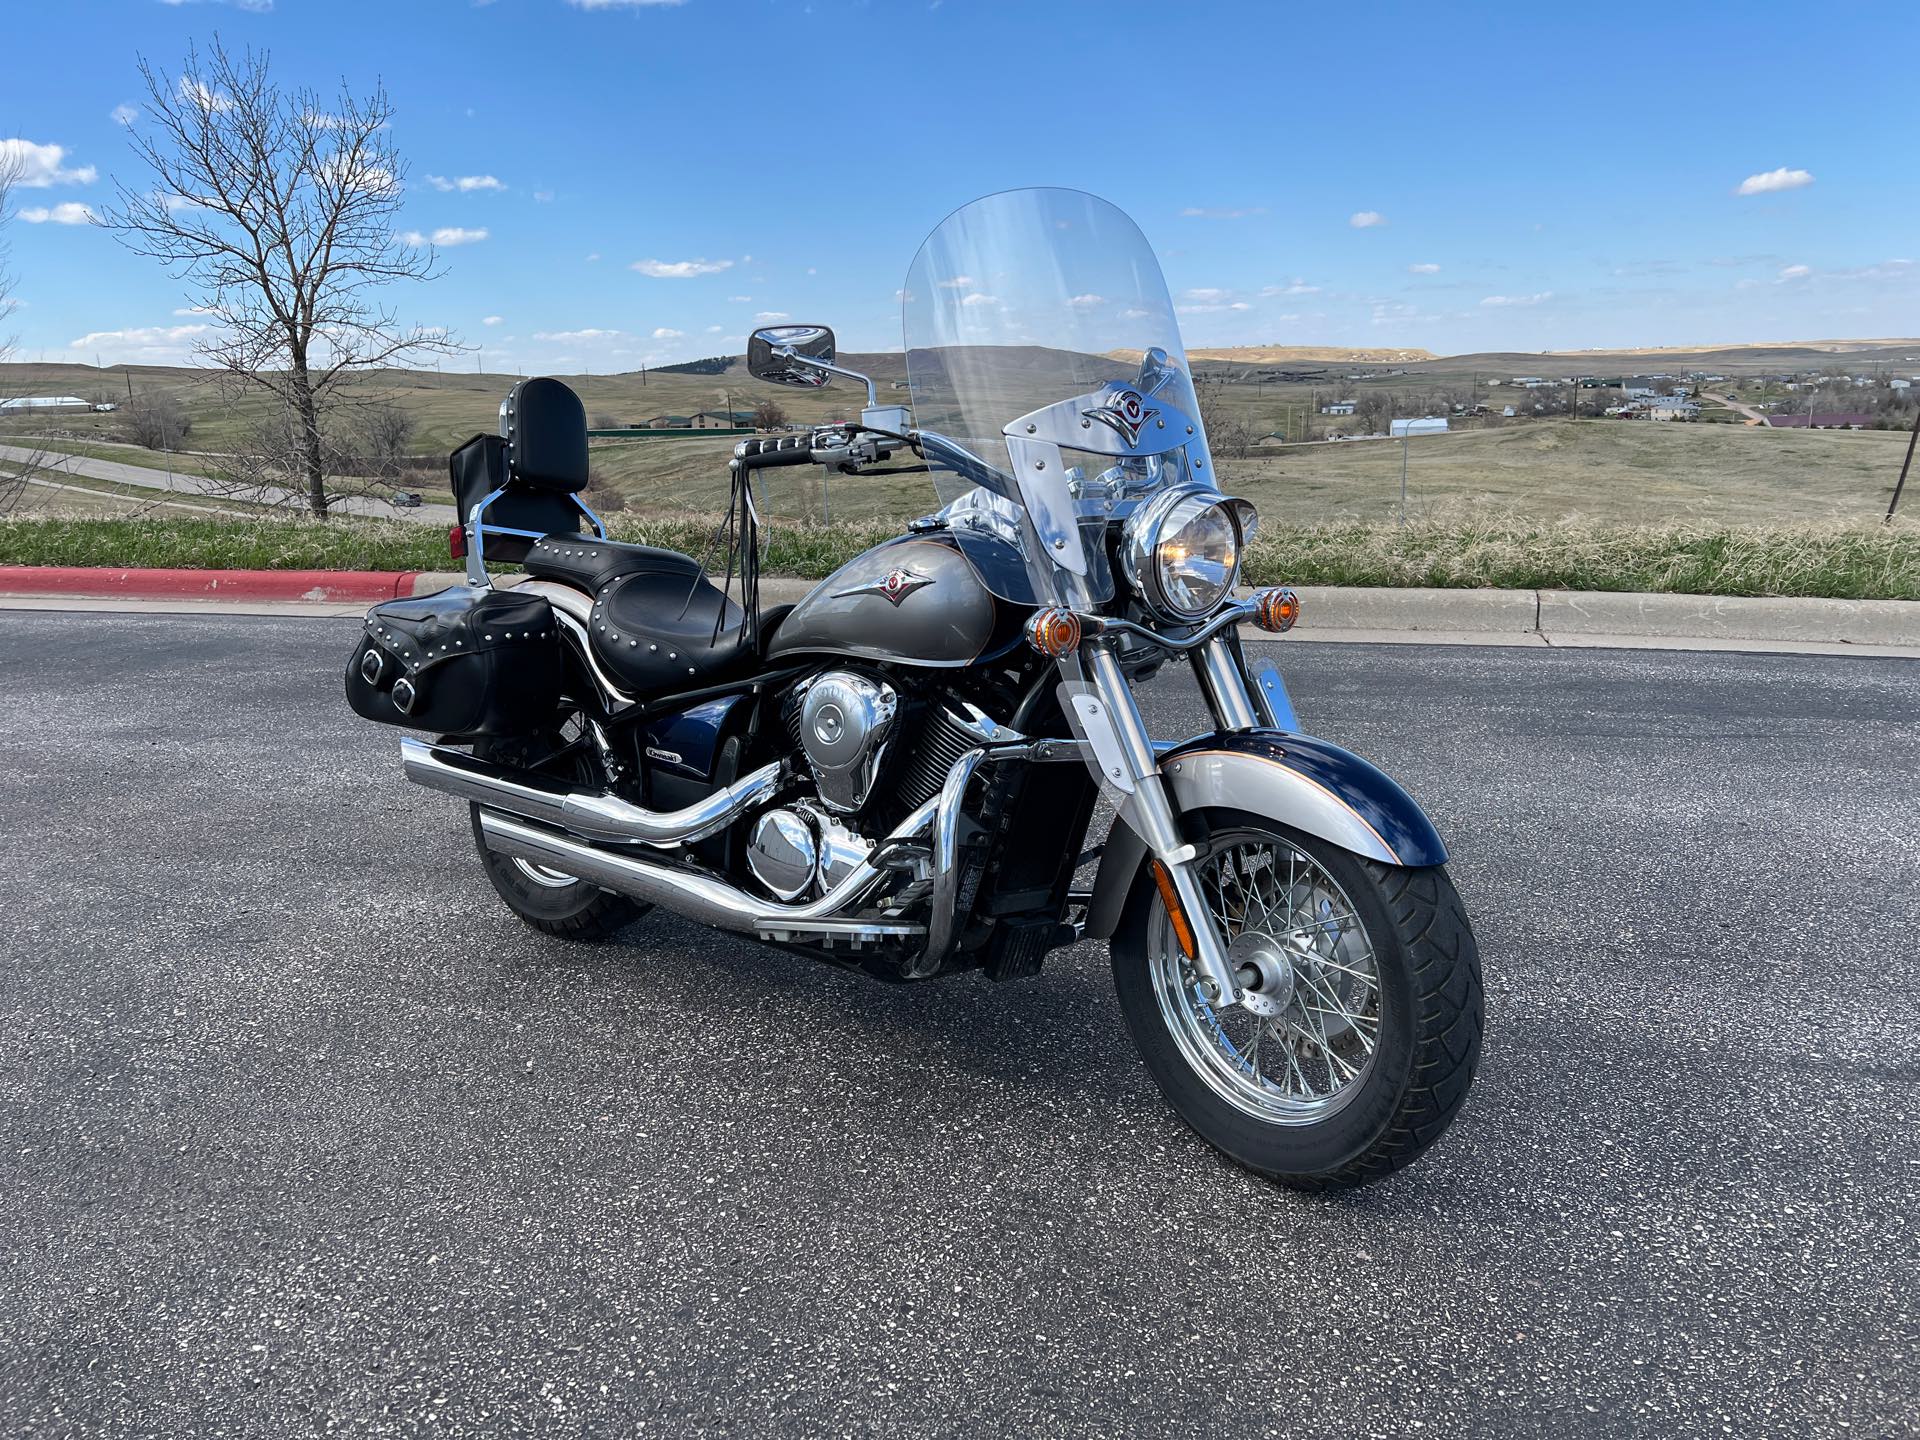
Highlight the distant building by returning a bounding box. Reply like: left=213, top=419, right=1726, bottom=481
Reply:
left=645, top=414, right=692, bottom=428
left=1766, top=413, right=1874, bottom=429
left=1891, top=379, right=1912, bottom=391
left=688, top=410, right=756, bottom=428
left=0, top=395, right=92, bottom=412
left=1390, top=417, right=1450, bottom=437
left=1320, top=400, right=1356, bottom=416
left=1511, top=376, right=1548, bottom=388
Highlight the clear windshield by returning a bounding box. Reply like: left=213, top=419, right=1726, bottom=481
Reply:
left=903, top=189, right=1214, bottom=605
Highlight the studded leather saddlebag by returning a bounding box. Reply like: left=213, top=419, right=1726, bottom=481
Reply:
left=345, top=586, right=561, bottom=737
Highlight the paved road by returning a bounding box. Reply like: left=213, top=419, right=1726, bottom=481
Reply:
left=0, top=444, right=457, bottom=524
left=1702, top=391, right=1769, bottom=424
left=1, top=614, right=1915, bottom=1438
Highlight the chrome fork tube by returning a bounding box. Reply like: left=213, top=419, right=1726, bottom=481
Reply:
left=1080, top=643, right=1240, bottom=1008
left=1193, top=635, right=1260, bottom=732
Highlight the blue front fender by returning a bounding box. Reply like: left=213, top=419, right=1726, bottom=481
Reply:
left=1084, top=729, right=1449, bottom=941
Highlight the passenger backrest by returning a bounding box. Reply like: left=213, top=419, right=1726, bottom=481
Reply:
left=502, top=377, right=589, bottom=492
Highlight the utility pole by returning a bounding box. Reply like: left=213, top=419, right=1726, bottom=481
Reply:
left=1888, top=407, right=1918, bottom=523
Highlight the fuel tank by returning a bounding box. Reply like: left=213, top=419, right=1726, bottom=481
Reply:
left=766, top=534, right=1016, bottom=669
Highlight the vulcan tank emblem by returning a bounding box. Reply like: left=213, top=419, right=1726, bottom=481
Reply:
left=835, top=566, right=935, bottom=608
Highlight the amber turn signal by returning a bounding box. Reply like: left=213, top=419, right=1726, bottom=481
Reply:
left=1251, top=586, right=1300, bottom=633
left=1150, top=861, right=1197, bottom=961
left=1024, top=606, right=1082, bottom=658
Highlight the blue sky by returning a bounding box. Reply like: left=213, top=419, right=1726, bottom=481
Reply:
left=2, top=0, right=1915, bottom=372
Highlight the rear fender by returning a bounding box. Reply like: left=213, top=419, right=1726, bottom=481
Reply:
left=1084, top=730, right=1449, bottom=941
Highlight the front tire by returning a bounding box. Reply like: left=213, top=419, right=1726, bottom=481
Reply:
left=468, top=731, right=650, bottom=941
left=1111, top=811, right=1481, bottom=1190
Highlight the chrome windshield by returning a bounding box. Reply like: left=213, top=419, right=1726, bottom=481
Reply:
left=902, top=188, right=1216, bottom=605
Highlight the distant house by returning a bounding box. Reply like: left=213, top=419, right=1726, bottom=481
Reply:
left=1644, top=398, right=1700, bottom=421
left=1623, top=385, right=1657, bottom=400
left=1511, top=376, right=1548, bottom=388
left=645, top=414, right=692, bottom=428
left=1320, top=400, right=1356, bottom=416
left=0, top=395, right=92, bottom=412
left=1390, top=417, right=1449, bottom=437
left=688, top=410, right=756, bottom=429
left=1891, top=379, right=1912, bottom=391
left=1766, top=413, right=1874, bottom=429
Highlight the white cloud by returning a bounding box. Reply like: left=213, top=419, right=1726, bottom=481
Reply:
left=651, top=327, right=684, bottom=339
left=566, top=0, right=684, bottom=7
left=18, top=203, right=96, bottom=225
left=1181, top=287, right=1230, bottom=303
left=806, top=267, right=817, bottom=276
left=533, top=189, right=555, bottom=203
left=937, top=275, right=976, bottom=290
left=424, top=174, right=506, bottom=193
left=1261, top=280, right=1320, bottom=296
left=585, top=252, right=600, bottom=263
left=727, top=295, right=751, bottom=303
left=67, top=323, right=211, bottom=363
left=960, top=293, right=999, bottom=308
left=1180, top=206, right=1267, bottom=219
left=1480, top=291, right=1553, bottom=307
left=1349, top=211, right=1386, bottom=228
left=1776, top=264, right=1812, bottom=282
left=753, top=311, right=790, bottom=323
left=1408, top=263, right=1442, bottom=275
left=1737, top=167, right=1814, bottom=196
left=158, top=0, right=273, bottom=10
left=397, top=226, right=488, bottom=247
left=482, top=315, right=503, bottom=326
left=177, top=77, right=234, bottom=113
left=632, top=257, right=734, bottom=278
left=316, top=154, right=398, bottom=195
left=0, top=140, right=97, bottom=188
left=1067, top=293, right=1104, bottom=308
left=111, top=104, right=139, bottom=127
left=533, top=328, right=624, bottom=342
left=706, top=324, right=723, bottom=333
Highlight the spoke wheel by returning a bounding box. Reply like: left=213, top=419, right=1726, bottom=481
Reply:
left=1150, top=828, right=1380, bottom=1126
left=469, top=716, right=651, bottom=941
left=1111, top=808, right=1482, bottom=1190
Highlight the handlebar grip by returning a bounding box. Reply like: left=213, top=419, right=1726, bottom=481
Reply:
left=732, top=434, right=819, bottom=471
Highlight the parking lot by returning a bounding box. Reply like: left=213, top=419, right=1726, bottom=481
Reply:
left=1, top=611, right=1915, bottom=1437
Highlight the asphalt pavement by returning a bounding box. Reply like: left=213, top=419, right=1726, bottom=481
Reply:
left=1, top=613, right=1915, bottom=1438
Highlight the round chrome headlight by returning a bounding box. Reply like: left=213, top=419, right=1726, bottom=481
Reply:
left=1123, top=490, right=1246, bottom=620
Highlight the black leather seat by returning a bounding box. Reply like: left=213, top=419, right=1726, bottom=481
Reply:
left=526, top=535, right=795, bottom=697
left=523, top=533, right=703, bottom=592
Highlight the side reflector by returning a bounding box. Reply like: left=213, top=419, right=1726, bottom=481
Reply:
left=1252, top=586, right=1300, bottom=633
left=1150, top=860, right=1197, bottom=961
left=1024, top=606, right=1082, bottom=658
left=448, top=524, right=468, bottom=560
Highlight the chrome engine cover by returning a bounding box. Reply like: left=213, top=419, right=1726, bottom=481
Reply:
left=798, top=671, right=897, bottom=813
left=745, top=808, right=817, bottom=901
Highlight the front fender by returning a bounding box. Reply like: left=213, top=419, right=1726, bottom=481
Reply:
left=1084, top=729, right=1449, bottom=941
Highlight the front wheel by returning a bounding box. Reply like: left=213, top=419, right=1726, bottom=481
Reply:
left=1111, top=811, right=1482, bottom=1190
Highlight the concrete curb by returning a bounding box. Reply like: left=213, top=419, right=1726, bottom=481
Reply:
left=4, top=566, right=1915, bottom=651
left=0, top=565, right=429, bottom=603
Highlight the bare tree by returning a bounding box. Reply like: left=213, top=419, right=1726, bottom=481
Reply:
left=101, top=39, right=452, bottom=517
left=354, top=397, right=413, bottom=477
left=121, top=389, right=193, bottom=449
left=0, top=152, right=51, bottom=515
left=750, top=398, right=789, bottom=432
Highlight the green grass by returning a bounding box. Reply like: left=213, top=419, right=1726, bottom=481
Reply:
left=3, top=513, right=1914, bottom=600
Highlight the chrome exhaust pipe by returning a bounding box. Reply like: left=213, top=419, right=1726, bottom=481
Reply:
left=400, top=737, right=781, bottom=848
left=474, top=796, right=937, bottom=941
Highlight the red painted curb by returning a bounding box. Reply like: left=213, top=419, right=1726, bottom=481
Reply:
left=0, top=566, right=420, bottom=603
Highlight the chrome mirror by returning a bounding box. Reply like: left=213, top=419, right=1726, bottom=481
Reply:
left=748, top=324, right=836, bottom=388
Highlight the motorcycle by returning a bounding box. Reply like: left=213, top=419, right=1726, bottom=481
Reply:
left=347, top=188, right=1482, bottom=1189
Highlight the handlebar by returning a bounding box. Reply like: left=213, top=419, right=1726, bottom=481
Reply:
left=730, top=434, right=820, bottom=472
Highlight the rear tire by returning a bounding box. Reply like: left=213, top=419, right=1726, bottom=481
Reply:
left=468, top=733, right=650, bottom=941
left=1111, top=811, right=1481, bottom=1190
